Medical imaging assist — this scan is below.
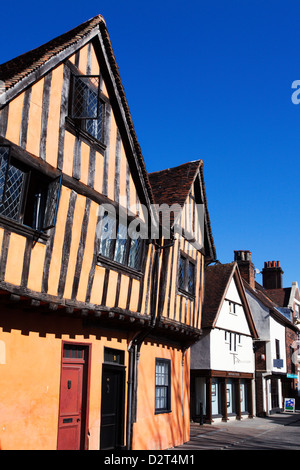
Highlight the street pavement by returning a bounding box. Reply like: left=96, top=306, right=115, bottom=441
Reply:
left=174, top=411, right=300, bottom=450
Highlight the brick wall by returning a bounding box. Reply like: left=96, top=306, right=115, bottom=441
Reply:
left=285, top=326, right=298, bottom=375
left=254, top=341, right=267, bottom=416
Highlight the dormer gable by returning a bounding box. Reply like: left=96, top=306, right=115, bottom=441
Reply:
left=202, top=262, right=258, bottom=339
left=148, top=160, right=216, bottom=262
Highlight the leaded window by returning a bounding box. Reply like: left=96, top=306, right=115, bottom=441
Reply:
left=98, top=211, right=144, bottom=271
left=178, top=252, right=196, bottom=296
left=70, top=75, right=104, bottom=143
left=155, top=359, right=171, bottom=413
left=0, top=146, right=62, bottom=232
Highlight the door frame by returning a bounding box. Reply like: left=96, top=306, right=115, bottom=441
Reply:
left=100, top=362, right=126, bottom=450
left=57, top=341, right=91, bottom=450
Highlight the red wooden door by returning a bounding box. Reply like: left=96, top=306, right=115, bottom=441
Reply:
left=57, top=344, right=88, bottom=450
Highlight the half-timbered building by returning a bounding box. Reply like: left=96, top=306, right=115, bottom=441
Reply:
left=190, top=261, right=258, bottom=423
left=145, top=161, right=216, bottom=446
left=0, top=16, right=216, bottom=450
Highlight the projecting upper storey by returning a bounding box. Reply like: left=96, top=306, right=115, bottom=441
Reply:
left=0, top=15, right=159, bottom=328
left=148, top=161, right=216, bottom=336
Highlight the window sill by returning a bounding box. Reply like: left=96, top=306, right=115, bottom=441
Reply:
left=65, top=117, right=106, bottom=154
left=0, top=215, right=49, bottom=243
left=154, top=409, right=172, bottom=415
left=178, top=287, right=195, bottom=301
left=97, top=254, right=143, bottom=279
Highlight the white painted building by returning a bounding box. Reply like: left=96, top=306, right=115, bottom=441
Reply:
left=191, top=262, right=258, bottom=423
left=234, top=252, right=299, bottom=416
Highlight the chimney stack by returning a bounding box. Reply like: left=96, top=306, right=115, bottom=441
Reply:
left=262, top=260, right=283, bottom=289
left=234, top=250, right=255, bottom=289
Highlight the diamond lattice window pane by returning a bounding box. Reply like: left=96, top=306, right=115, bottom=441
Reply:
left=188, top=262, right=195, bottom=294
left=99, top=212, right=116, bottom=259
left=178, top=255, right=185, bottom=290
left=0, top=147, right=10, bottom=202
left=0, top=164, right=25, bottom=221
left=86, top=101, right=102, bottom=140
left=72, top=76, right=100, bottom=119
left=42, top=175, right=62, bottom=231
left=128, top=237, right=142, bottom=270
left=114, top=222, right=128, bottom=265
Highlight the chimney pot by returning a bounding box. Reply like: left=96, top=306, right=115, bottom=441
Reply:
left=234, top=250, right=255, bottom=289
left=262, top=259, right=283, bottom=289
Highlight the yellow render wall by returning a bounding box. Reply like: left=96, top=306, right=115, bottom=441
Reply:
left=132, top=342, right=190, bottom=450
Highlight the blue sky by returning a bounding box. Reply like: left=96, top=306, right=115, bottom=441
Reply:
left=1, top=0, right=299, bottom=287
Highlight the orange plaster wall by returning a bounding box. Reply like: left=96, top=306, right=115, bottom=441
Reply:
left=89, top=265, right=105, bottom=305
left=105, top=269, right=118, bottom=307
left=93, top=151, right=104, bottom=194
left=4, top=233, right=26, bottom=285
left=62, top=193, right=86, bottom=299
left=26, top=78, right=44, bottom=157
left=76, top=200, right=98, bottom=302
left=27, top=242, right=47, bottom=292
left=46, top=186, right=70, bottom=296
left=107, top=111, right=117, bottom=200
left=0, top=312, right=62, bottom=450
left=5, top=93, right=24, bottom=145
left=132, top=343, right=190, bottom=450
left=118, top=275, right=130, bottom=309
left=45, top=65, right=64, bottom=167
left=62, top=131, right=75, bottom=177
left=79, top=141, right=90, bottom=185
left=0, top=308, right=130, bottom=450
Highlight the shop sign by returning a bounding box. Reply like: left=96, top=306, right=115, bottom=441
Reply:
left=284, top=398, right=295, bottom=412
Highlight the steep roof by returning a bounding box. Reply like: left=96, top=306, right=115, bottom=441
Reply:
left=202, top=262, right=258, bottom=337
left=0, top=15, right=106, bottom=89
left=148, top=160, right=201, bottom=210
left=148, top=160, right=216, bottom=260
left=263, top=288, right=291, bottom=308
left=0, top=15, right=155, bottom=208
left=243, top=279, right=299, bottom=332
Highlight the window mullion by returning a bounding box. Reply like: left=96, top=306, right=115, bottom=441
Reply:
left=111, top=218, right=119, bottom=260
left=124, top=231, right=131, bottom=266
left=19, top=171, right=31, bottom=224
left=1, top=147, right=11, bottom=205
left=184, top=258, right=188, bottom=291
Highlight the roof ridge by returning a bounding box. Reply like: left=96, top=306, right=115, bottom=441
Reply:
left=0, top=15, right=156, bottom=208
left=148, top=159, right=202, bottom=176
left=0, top=15, right=105, bottom=88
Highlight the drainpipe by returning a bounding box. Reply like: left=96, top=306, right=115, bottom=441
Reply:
left=126, top=240, right=160, bottom=450
left=181, top=347, right=188, bottom=439
left=126, top=236, right=175, bottom=449
left=127, top=327, right=153, bottom=450
left=126, top=237, right=176, bottom=449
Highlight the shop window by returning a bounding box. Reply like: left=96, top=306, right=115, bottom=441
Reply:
left=155, top=358, right=171, bottom=413
left=0, top=146, right=61, bottom=233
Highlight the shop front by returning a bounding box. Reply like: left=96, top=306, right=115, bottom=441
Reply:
left=192, top=370, right=254, bottom=423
